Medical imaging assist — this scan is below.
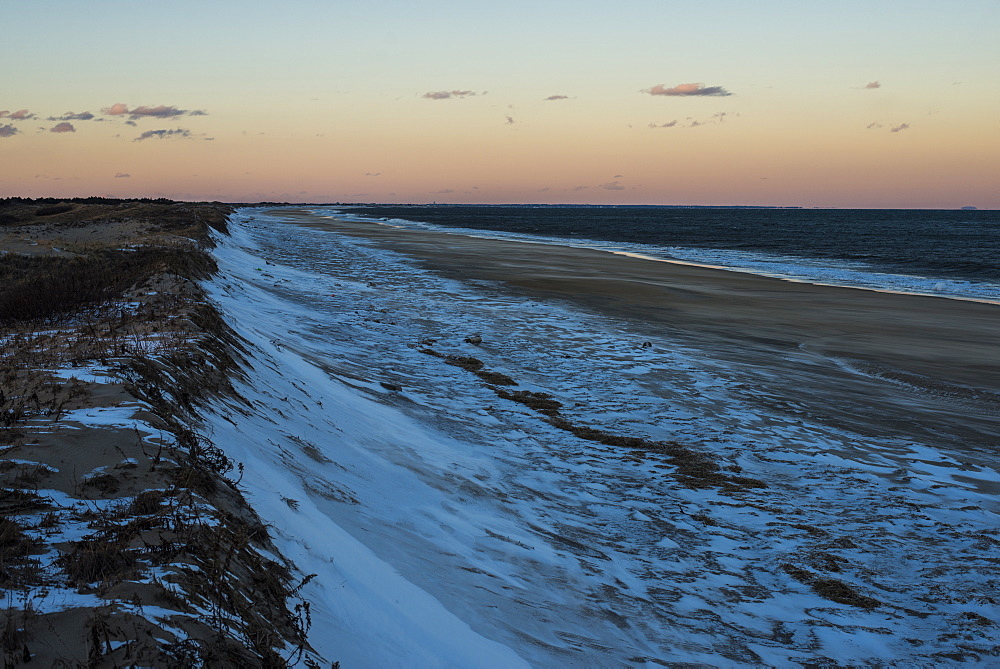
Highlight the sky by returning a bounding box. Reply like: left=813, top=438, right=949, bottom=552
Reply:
left=2, top=0, right=998, bottom=208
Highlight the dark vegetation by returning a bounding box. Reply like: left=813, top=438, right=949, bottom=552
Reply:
left=0, top=247, right=216, bottom=323
left=0, top=199, right=320, bottom=666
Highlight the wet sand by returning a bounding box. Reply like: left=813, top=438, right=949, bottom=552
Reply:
left=279, top=209, right=1000, bottom=448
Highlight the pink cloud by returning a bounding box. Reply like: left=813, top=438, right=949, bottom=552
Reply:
left=0, top=124, right=18, bottom=138
left=643, top=83, right=732, bottom=97
left=864, top=81, right=881, bottom=89
left=102, top=103, right=130, bottom=116
left=102, top=103, right=202, bottom=119
left=50, top=122, right=76, bottom=133
left=129, top=104, right=186, bottom=118
left=0, top=109, right=36, bottom=120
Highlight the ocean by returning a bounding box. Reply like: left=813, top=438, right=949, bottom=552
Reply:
left=197, top=207, right=1000, bottom=665
left=329, top=205, right=1000, bottom=303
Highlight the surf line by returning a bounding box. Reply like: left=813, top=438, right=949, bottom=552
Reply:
left=301, top=210, right=1000, bottom=307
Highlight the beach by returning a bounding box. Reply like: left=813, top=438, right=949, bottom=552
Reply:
left=199, top=207, right=1000, bottom=665
left=3, top=202, right=999, bottom=666
left=284, top=209, right=1000, bottom=451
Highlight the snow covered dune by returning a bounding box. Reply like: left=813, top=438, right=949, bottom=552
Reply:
left=203, top=209, right=1000, bottom=666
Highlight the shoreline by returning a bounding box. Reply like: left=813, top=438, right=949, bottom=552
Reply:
left=281, top=208, right=1000, bottom=388
left=278, top=207, right=1000, bottom=449
left=335, top=209, right=1000, bottom=306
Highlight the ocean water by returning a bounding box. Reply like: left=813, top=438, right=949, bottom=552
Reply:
left=194, top=208, right=1000, bottom=665
left=324, top=205, right=1000, bottom=303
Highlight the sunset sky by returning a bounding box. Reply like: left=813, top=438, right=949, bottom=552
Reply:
left=2, top=0, right=998, bottom=208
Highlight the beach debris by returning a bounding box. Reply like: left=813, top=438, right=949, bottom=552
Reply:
left=495, top=389, right=563, bottom=415
left=781, top=563, right=881, bottom=609
left=421, top=348, right=518, bottom=386
left=380, top=381, right=403, bottom=392
left=464, top=335, right=483, bottom=345
left=475, top=370, right=517, bottom=386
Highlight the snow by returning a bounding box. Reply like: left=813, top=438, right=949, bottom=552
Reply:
left=57, top=405, right=147, bottom=429
left=50, top=365, right=118, bottom=384
left=194, top=209, right=1000, bottom=666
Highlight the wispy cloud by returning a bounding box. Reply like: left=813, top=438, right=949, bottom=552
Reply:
left=422, top=90, right=477, bottom=100
left=600, top=181, right=625, bottom=191
left=650, top=112, right=733, bottom=129
left=128, top=105, right=187, bottom=118
left=363, top=172, right=382, bottom=177
left=0, top=124, right=18, bottom=138
left=114, top=172, right=130, bottom=178
left=867, top=121, right=910, bottom=133
left=50, top=122, right=76, bottom=133
left=49, top=111, right=96, bottom=121
left=133, top=128, right=192, bottom=142
left=864, top=81, right=881, bottom=89
left=505, top=115, right=515, bottom=125
left=544, top=95, right=569, bottom=101
left=103, top=103, right=205, bottom=120
left=643, top=82, right=732, bottom=97
left=0, top=109, right=36, bottom=120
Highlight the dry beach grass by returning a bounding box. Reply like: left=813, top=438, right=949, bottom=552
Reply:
left=0, top=199, right=320, bottom=667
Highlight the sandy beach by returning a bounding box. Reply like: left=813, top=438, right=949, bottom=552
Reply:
left=283, top=209, right=1000, bottom=450
left=4, top=202, right=998, bottom=666
left=202, top=208, right=1000, bottom=665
